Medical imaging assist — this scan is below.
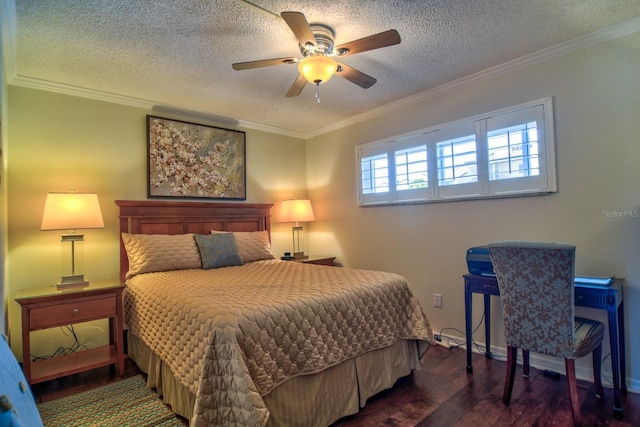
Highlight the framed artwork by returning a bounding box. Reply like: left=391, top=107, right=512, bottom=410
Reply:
left=147, top=115, right=246, bottom=200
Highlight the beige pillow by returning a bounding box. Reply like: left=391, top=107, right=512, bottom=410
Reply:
left=122, top=233, right=202, bottom=279
left=211, top=230, right=275, bottom=263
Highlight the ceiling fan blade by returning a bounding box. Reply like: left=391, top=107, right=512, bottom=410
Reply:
left=286, top=74, right=307, bottom=97
left=334, top=29, right=401, bottom=57
left=232, top=57, right=297, bottom=70
left=336, top=63, right=377, bottom=89
left=281, top=11, right=316, bottom=48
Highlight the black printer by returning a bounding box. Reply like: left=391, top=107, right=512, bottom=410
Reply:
left=465, top=245, right=614, bottom=285
left=465, top=246, right=495, bottom=276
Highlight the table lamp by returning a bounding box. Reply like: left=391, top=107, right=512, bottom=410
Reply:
left=280, top=199, right=315, bottom=260
left=40, top=192, right=104, bottom=289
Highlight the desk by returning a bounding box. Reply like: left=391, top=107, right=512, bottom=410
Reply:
left=464, top=274, right=626, bottom=417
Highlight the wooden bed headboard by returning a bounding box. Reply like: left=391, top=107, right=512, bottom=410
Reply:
left=116, top=200, right=273, bottom=283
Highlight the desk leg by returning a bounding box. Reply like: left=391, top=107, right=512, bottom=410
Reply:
left=465, top=284, right=473, bottom=373
left=608, top=305, right=623, bottom=418
left=618, top=302, right=627, bottom=394
left=484, top=294, right=492, bottom=359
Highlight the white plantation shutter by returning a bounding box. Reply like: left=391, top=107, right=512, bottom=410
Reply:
left=356, top=98, right=556, bottom=206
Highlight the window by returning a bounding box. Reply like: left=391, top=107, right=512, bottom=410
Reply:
left=437, top=134, right=478, bottom=187
left=361, top=153, right=389, bottom=194
left=487, top=122, right=539, bottom=181
left=395, top=145, right=428, bottom=191
left=356, top=98, right=556, bottom=206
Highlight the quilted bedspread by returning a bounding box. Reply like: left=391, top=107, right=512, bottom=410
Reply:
left=124, top=259, right=432, bottom=426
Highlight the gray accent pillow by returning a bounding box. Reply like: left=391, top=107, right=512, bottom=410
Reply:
left=194, top=233, right=244, bottom=270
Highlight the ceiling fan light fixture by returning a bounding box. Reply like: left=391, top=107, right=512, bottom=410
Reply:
left=297, top=55, right=337, bottom=85
left=232, top=11, right=401, bottom=99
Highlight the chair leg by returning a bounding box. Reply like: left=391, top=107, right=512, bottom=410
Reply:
left=522, top=349, right=530, bottom=378
left=503, top=346, right=518, bottom=405
left=592, top=343, right=604, bottom=398
left=565, top=358, right=582, bottom=427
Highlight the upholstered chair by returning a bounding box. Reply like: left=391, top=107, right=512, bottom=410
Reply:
left=488, top=241, right=604, bottom=427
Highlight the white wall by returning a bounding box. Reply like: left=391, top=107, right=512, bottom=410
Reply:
left=306, top=31, right=640, bottom=389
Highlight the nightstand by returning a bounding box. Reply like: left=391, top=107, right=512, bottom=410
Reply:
left=15, top=281, right=125, bottom=385
left=297, top=255, right=337, bottom=266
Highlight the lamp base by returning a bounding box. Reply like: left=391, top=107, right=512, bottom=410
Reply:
left=54, top=274, right=90, bottom=290
left=293, top=252, right=308, bottom=260
left=54, top=281, right=89, bottom=290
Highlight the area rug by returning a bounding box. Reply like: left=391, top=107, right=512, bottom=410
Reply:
left=37, top=375, right=184, bottom=427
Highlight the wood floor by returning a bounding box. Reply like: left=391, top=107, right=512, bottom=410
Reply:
left=32, top=345, right=640, bottom=426
left=334, top=346, right=640, bottom=427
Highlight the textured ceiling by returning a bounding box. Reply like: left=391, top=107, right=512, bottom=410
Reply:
left=6, top=0, right=640, bottom=136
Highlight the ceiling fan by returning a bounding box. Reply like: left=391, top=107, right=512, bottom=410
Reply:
left=232, top=11, right=401, bottom=102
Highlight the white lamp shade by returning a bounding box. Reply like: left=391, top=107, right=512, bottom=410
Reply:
left=280, top=199, right=315, bottom=223
left=41, top=193, right=105, bottom=231
left=297, top=55, right=337, bottom=85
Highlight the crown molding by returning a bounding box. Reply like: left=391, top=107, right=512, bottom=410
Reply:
left=305, top=16, right=640, bottom=139
left=5, top=9, right=640, bottom=140
left=9, top=75, right=306, bottom=139
left=10, top=75, right=152, bottom=108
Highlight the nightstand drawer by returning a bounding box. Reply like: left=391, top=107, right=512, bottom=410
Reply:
left=30, top=296, right=116, bottom=329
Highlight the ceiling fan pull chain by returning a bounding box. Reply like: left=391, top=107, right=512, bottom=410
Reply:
left=315, top=82, right=321, bottom=103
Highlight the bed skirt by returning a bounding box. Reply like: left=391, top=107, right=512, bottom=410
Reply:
left=128, top=332, right=421, bottom=426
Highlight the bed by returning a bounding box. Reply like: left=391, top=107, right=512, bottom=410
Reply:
left=117, top=200, right=432, bottom=426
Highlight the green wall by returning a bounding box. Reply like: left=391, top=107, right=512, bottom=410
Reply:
left=0, top=22, right=6, bottom=337
left=5, top=87, right=307, bottom=357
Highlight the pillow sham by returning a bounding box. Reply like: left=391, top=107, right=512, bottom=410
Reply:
left=194, top=233, right=243, bottom=269
left=211, top=230, right=275, bottom=263
left=121, top=233, right=202, bottom=279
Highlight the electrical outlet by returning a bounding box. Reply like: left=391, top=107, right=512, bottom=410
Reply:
left=433, top=293, right=442, bottom=308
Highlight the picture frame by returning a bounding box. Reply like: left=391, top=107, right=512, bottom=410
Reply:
left=147, top=115, right=246, bottom=200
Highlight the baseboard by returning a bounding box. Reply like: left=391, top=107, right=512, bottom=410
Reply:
left=436, top=333, right=638, bottom=394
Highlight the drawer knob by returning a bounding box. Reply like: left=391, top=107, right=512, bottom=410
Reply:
left=72, top=308, right=79, bottom=315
